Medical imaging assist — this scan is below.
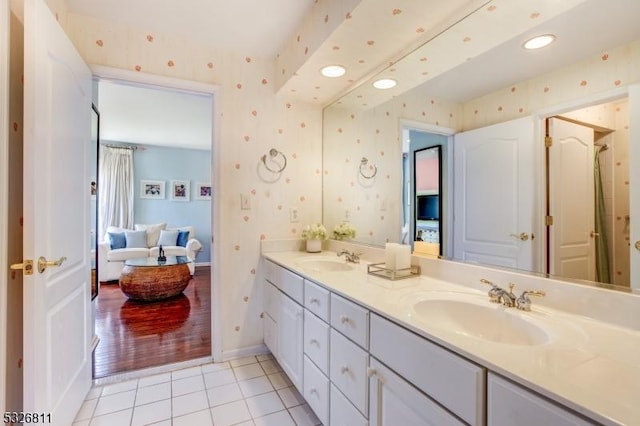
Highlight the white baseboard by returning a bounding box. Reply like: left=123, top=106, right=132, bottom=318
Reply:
left=220, top=344, right=270, bottom=362
left=195, top=262, right=211, bottom=267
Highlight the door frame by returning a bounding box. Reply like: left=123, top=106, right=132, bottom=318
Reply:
left=533, top=86, right=629, bottom=278
left=90, top=65, right=224, bottom=362
left=0, top=0, right=10, bottom=412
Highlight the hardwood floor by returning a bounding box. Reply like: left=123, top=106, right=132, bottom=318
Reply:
left=93, top=266, right=211, bottom=378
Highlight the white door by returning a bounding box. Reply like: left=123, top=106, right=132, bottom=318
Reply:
left=548, top=118, right=595, bottom=281
left=629, top=84, right=640, bottom=290
left=277, top=293, right=303, bottom=392
left=453, top=117, right=536, bottom=270
left=22, top=0, right=93, bottom=423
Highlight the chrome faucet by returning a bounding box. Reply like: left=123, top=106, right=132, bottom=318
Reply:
left=337, top=250, right=360, bottom=264
left=480, top=279, right=545, bottom=310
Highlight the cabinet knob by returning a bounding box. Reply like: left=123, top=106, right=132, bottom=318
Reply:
left=309, top=338, right=318, bottom=345
left=340, top=365, right=349, bottom=374
left=310, top=297, right=320, bottom=304
left=366, top=367, right=377, bottom=378
left=309, top=387, right=317, bottom=394
left=340, top=315, right=350, bottom=324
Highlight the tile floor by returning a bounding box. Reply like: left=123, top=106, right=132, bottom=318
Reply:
left=74, top=354, right=321, bottom=426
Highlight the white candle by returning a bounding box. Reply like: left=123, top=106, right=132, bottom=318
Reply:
left=385, top=243, right=397, bottom=270
left=396, top=244, right=411, bottom=270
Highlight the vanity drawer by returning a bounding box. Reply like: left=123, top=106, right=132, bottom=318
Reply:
left=303, top=356, right=329, bottom=426
left=488, top=373, right=592, bottom=426
left=330, top=329, right=369, bottom=417
left=370, top=313, right=486, bottom=426
left=330, top=384, right=368, bottom=426
left=304, top=279, right=330, bottom=322
left=265, top=260, right=304, bottom=304
left=331, top=293, right=369, bottom=349
left=263, top=281, right=279, bottom=322
left=304, top=309, right=330, bottom=374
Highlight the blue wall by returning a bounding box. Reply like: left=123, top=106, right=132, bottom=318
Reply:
left=130, top=144, right=211, bottom=263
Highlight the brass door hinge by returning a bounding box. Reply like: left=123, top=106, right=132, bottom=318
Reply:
left=545, top=216, right=554, bottom=226
left=545, top=136, right=553, bottom=147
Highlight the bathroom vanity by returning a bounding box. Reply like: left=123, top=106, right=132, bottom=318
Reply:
left=262, top=241, right=640, bottom=426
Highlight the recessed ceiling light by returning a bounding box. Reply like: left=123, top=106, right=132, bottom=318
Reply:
left=373, top=78, right=397, bottom=89
left=321, top=65, right=346, bottom=78
left=523, top=34, right=556, bottom=50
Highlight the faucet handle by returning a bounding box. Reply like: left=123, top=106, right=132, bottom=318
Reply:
left=480, top=278, right=501, bottom=303
left=516, top=290, right=546, bottom=311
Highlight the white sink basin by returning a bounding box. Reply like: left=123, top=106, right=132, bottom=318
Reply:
left=411, top=296, right=550, bottom=346
left=296, top=256, right=355, bottom=272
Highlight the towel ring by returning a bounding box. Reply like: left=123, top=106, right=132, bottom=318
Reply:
left=261, top=148, right=287, bottom=173
left=359, top=157, right=377, bottom=179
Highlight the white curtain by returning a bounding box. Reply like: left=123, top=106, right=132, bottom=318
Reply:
left=98, top=146, right=134, bottom=241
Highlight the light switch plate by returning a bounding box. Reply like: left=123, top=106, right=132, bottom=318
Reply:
left=290, top=207, right=299, bottom=223
left=241, top=194, right=251, bottom=210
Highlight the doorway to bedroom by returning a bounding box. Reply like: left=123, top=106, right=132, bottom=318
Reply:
left=91, top=73, right=215, bottom=378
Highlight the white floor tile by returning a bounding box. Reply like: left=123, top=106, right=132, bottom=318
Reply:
left=172, top=374, right=205, bottom=397
left=138, top=373, right=171, bottom=388
left=130, top=399, right=171, bottom=426
left=235, top=421, right=256, bottom=426
left=238, top=376, right=274, bottom=398
left=85, top=387, right=102, bottom=400
left=204, top=368, right=237, bottom=389
left=101, top=379, right=138, bottom=396
left=229, top=356, right=258, bottom=367
left=89, top=408, right=132, bottom=426
left=201, top=361, right=231, bottom=374
left=277, top=386, right=305, bottom=408
left=135, top=382, right=171, bottom=406
left=210, top=400, right=252, bottom=426
left=258, top=359, right=281, bottom=375
left=149, top=421, right=171, bottom=426
left=74, top=398, right=98, bottom=421
left=256, top=354, right=273, bottom=362
left=234, top=363, right=264, bottom=381
left=206, top=382, right=244, bottom=407
left=93, top=390, right=136, bottom=417
left=172, top=390, right=209, bottom=418
left=254, top=410, right=296, bottom=426
left=288, top=404, right=321, bottom=426
left=267, top=372, right=293, bottom=390
left=245, top=391, right=285, bottom=418
left=72, top=420, right=90, bottom=426
left=171, top=365, right=203, bottom=380
left=172, top=409, right=213, bottom=426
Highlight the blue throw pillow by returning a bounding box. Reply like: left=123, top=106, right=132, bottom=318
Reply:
left=125, top=230, right=147, bottom=248
left=108, top=232, right=126, bottom=250
left=177, top=230, right=190, bottom=247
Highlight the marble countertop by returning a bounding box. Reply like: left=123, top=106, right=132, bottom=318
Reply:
left=263, top=250, right=640, bottom=426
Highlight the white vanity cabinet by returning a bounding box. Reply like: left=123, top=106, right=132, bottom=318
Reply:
left=277, top=291, right=304, bottom=392
left=487, top=374, right=594, bottom=426
left=369, top=358, right=465, bottom=426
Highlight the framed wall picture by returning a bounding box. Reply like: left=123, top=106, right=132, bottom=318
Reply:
left=195, top=182, right=212, bottom=200
left=171, top=180, right=190, bottom=201
left=140, top=180, right=165, bottom=199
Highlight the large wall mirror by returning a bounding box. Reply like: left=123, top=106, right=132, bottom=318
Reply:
left=322, top=0, right=640, bottom=291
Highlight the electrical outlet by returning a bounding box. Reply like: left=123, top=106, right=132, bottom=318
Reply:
left=240, top=194, right=251, bottom=210
left=290, top=207, right=299, bottom=223
left=344, top=209, right=351, bottom=221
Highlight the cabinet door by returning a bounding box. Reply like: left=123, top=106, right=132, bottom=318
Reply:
left=263, top=313, right=278, bottom=357
left=488, top=373, right=593, bottom=426
left=278, top=293, right=304, bottom=392
left=369, top=358, right=465, bottom=426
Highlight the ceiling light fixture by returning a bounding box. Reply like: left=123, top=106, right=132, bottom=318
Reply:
left=373, top=78, right=397, bottom=89
left=321, top=65, right=346, bottom=78
left=523, top=34, right=556, bottom=50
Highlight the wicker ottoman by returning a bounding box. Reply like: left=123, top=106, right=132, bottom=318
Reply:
left=119, top=256, right=192, bottom=301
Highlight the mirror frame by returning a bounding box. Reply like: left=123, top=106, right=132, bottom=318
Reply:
left=91, top=103, right=99, bottom=301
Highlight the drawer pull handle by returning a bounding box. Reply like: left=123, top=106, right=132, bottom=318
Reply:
left=310, top=297, right=320, bottom=304
left=309, top=387, right=317, bottom=394
left=309, top=338, right=318, bottom=345
left=367, top=367, right=377, bottom=378
left=340, top=315, right=350, bottom=324
left=340, top=365, right=349, bottom=374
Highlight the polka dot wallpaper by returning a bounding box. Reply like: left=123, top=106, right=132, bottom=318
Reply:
left=52, top=9, right=324, bottom=353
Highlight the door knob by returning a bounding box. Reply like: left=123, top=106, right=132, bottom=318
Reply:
left=635, top=241, right=640, bottom=251
left=510, top=232, right=530, bottom=241
left=37, top=256, right=67, bottom=273
left=10, top=259, right=34, bottom=275
left=590, top=231, right=600, bottom=238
